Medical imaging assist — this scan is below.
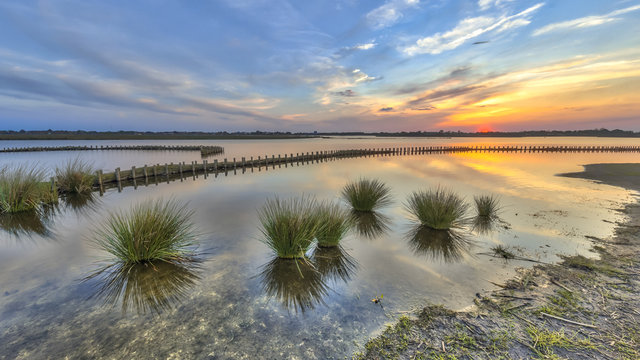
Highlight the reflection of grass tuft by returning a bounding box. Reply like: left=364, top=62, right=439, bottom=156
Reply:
left=341, top=178, right=392, bottom=212
left=259, top=257, right=328, bottom=313
left=350, top=210, right=391, bottom=240
left=405, top=187, right=468, bottom=230
left=85, top=258, right=202, bottom=314
left=94, top=199, right=198, bottom=264
left=258, top=196, right=321, bottom=258
left=407, top=225, right=474, bottom=263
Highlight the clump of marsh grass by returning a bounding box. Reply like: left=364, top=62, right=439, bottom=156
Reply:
left=491, top=244, right=516, bottom=259
left=341, top=178, right=392, bottom=212
left=0, top=165, right=56, bottom=213
left=315, top=202, right=352, bottom=247
left=258, top=196, right=321, bottom=258
left=405, top=187, right=469, bottom=230
left=474, top=194, right=501, bottom=219
left=93, top=199, right=198, bottom=264
left=55, top=158, right=95, bottom=194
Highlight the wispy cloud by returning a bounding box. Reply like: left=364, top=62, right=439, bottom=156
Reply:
left=403, top=3, right=544, bottom=55
left=532, top=5, right=640, bottom=36
left=478, top=0, right=515, bottom=11
left=366, top=0, right=420, bottom=29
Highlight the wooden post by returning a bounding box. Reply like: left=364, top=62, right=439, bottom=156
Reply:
left=179, top=162, right=183, bottom=181
left=143, top=165, right=149, bottom=183
left=131, top=166, right=137, bottom=188
left=203, top=160, right=208, bottom=179
left=115, top=167, right=122, bottom=192
left=96, top=170, right=103, bottom=193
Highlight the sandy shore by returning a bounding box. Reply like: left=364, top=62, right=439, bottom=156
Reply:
left=354, top=163, right=640, bottom=359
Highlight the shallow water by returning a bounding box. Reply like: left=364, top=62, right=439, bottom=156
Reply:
left=0, top=137, right=638, bottom=359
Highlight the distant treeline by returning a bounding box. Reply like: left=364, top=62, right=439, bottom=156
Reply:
left=0, top=128, right=639, bottom=140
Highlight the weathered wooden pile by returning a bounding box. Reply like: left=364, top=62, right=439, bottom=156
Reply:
left=0, top=144, right=224, bottom=157
left=91, top=145, right=640, bottom=192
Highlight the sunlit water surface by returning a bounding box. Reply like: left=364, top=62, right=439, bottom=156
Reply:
left=0, top=137, right=638, bottom=359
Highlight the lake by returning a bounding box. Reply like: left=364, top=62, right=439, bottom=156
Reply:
left=0, top=137, right=638, bottom=359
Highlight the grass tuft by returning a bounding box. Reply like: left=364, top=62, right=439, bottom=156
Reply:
left=405, top=187, right=469, bottom=230
left=315, top=201, right=352, bottom=247
left=474, top=194, right=501, bottom=219
left=93, top=199, right=198, bottom=264
left=258, top=196, right=321, bottom=258
left=55, top=158, right=95, bottom=194
left=491, top=245, right=516, bottom=259
left=341, top=178, right=392, bottom=212
left=0, top=165, right=56, bottom=213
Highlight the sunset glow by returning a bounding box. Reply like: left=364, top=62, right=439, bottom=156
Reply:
left=0, top=1, right=638, bottom=131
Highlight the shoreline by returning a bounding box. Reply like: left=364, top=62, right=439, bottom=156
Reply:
left=354, top=163, right=640, bottom=359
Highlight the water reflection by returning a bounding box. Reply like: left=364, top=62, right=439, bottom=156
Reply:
left=85, top=259, right=202, bottom=314
left=259, top=257, right=329, bottom=313
left=407, top=225, right=474, bottom=263
left=472, top=215, right=497, bottom=235
left=0, top=204, right=57, bottom=238
left=61, top=192, right=101, bottom=213
left=259, top=247, right=357, bottom=313
left=350, top=210, right=391, bottom=240
left=314, top=246, right=358, bottom=283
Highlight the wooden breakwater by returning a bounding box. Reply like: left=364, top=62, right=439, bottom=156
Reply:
left=93, top=145, right=640, bottom=193
left=0, top=144, right=224, bottom=157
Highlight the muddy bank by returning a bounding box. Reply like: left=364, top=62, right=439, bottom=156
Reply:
left=354, top=163, right=640, bottom=359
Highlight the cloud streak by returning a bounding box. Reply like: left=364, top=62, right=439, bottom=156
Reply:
left=532, top=5, right=640, bottom=36
left=366, top=0, right=419, bottom=29
left=403, top=3, right=544, bottom=55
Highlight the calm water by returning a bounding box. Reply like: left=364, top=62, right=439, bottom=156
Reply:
left=0, top=137, right=638, bottom=359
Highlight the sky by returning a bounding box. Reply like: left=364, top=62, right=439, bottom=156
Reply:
left=0, top=0, right=639, bottom=132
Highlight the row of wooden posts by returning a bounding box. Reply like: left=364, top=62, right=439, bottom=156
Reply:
left=0, top=144, right=224, bottom=157
left=91, top=145, right=640, bottom=193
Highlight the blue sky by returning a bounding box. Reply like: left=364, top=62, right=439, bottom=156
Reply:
left=1, top=0, right=639, bottom=131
